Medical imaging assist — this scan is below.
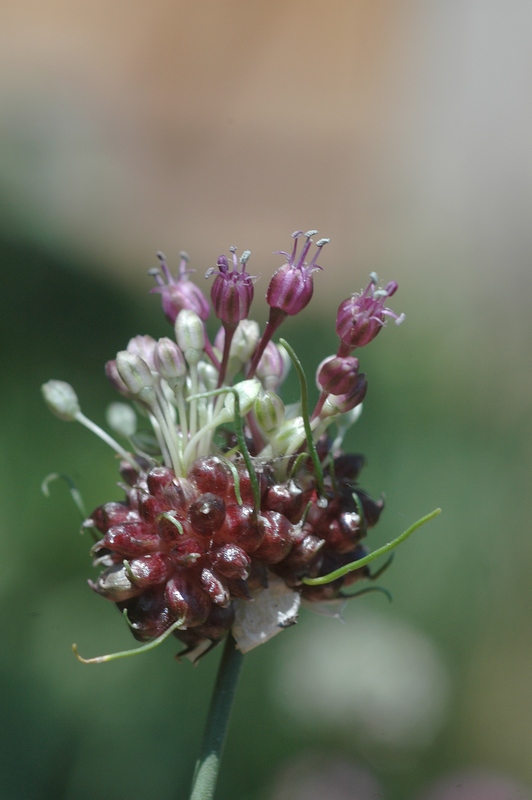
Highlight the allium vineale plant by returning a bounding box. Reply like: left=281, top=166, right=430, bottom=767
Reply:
left=42, top=229, right=439, bottom=798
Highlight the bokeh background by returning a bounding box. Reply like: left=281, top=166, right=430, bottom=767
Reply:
left=1, top=2, right=532, bottom=799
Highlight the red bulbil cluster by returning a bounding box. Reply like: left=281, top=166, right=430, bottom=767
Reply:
left=87, top=451, right=384, bottom=655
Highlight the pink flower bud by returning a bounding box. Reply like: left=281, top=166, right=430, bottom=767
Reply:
left=316, top=355, right=360, bottom=395
left=255, top=342, right=290, bottom=390
left=126, top=335, right=157, bottom=369
left=105, top=359, right=131, bottom=397
left=247, top=232, right=329, bottom=377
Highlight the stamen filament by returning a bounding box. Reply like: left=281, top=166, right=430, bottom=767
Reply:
left=74, top=411, right=139, bottom=470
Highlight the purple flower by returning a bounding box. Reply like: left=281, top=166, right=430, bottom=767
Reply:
left=336, top=273, right=404, bottom=352
left=150, top=252, right=210, bottom=324
left=248, top=231, right=329, bottom=378
left=207, top=248, right=255, bottom=328
left=266, top=230, right=328, bottom=316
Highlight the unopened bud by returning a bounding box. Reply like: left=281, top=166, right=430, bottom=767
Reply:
left=255, top=342, right=290, bottom=391
left=154, top=337, right=186, bottom=385
left=116, top=351, right=156, bottom=405
left=41, top=380, right=80, bottom=421
left=215, top=320, right=260, bottom=368
left=197, top=360, right=218, bottom=391
left=223, top=379, right=262, bottom=417
left=316, top=355, right=359, bottom=395
left=270, top=415, right=306, bottom=454
left=254, top=391, right=285, bottom=434
left=126, top=335, right=157, bottom=369
left=106, top=402, right=137, bottom=438
left=175, top=309, right=205, bottom=365
left=105, top=359, right=131, bottom=397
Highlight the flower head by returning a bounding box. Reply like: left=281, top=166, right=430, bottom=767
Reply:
left=336, top=272, right=405, bottom=352
left=43, top=232, right=406, bottom=662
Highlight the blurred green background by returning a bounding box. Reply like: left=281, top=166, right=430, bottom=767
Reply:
left=1, top=2, right=532, bottom=799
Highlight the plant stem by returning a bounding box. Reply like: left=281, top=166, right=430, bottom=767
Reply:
left=189, top=635, right=244, bottom=800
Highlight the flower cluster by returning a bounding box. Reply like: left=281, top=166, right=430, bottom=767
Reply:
left=42, top=230, right=404, bottom=660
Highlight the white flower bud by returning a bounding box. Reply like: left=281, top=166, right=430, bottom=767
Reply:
left=197, top=360, right=218, bottom=391
left=270, top=415, right=306, bottom=454
left=175, top=309, right=205, bottom=365
left=214, top=320, right=260, bottom=379
left=254, top=391, right=285, bottom=434
left=41, top=380, right=81, bottom=421
left=116, top=351, right=155, bottom=404
left=223, top=379, right=261, bottom=417
left=230, top=320, right=260, bottom=364
left=106, top=402, right=137, bottom=438
left=154, top=337, right=186, bottom=384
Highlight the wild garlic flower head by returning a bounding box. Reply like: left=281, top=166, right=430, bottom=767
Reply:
left=43, top=231, right=403, bottom=661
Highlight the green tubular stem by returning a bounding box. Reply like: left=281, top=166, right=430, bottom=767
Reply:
left=302, top=508, right=442, bottom=586
left=75, top=411, right=140, bottom=470
left=189, top=635, right=244, bottom=800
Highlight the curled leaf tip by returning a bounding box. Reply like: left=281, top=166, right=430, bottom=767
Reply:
left=71, top=618, right=186, bottom=665
left=41, top=472, right=86, bottom=518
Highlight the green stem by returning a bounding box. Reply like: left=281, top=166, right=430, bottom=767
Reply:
left=189, top=635, right=244, bottom=800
